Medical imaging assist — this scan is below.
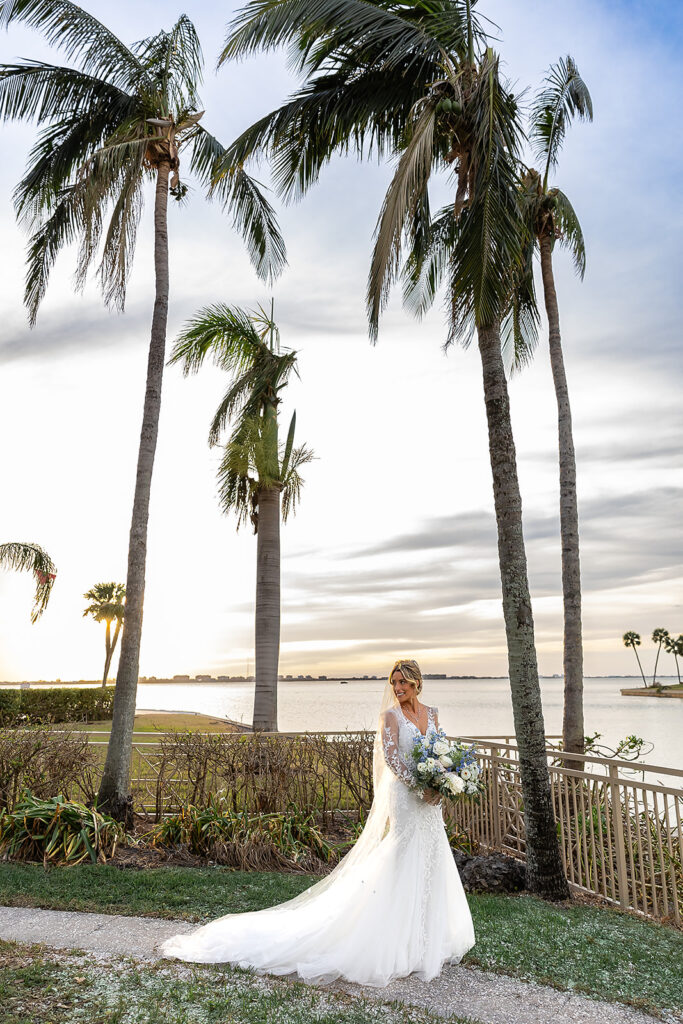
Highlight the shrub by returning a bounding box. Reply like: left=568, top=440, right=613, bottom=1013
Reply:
left=146, top=729, right=374, bottom=821
left=0, top=725, right=99, bottom=812
left=0, top=686, right=115, bottom=727
left=0, top=690, right=21, bottom=725
left=148, top=794, right=337, bottom=873
left=0, top=792, right=127, bottom=865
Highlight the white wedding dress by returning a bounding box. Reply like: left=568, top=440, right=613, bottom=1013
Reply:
left=160, top=697, right=475, bottom=987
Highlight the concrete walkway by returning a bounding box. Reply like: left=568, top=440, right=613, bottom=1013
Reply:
left=0, top=905, right=674, bottom=1024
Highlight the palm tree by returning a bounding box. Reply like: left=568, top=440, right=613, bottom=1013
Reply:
left=0, top=542, right=56, bottom=621
left=169, top=303, right=313, bottom=731
left=623, top=631, right=647, bottom=687
left=520, top=56, right=593, bottom=756
left=651, top=627, right=669, bottom=687
left=0, top=0, right=285, bottom=822
left=664, top=634, right=683, bottom=685
left=216, top=0, right=569, bottom=898
left=83, top=582, right=126, bottom=686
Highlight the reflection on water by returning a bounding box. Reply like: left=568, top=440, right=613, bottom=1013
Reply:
left=136, top=676, right=683, bottom=770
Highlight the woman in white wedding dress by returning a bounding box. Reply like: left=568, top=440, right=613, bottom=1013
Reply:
left=160, top=658, right=475, bottom=986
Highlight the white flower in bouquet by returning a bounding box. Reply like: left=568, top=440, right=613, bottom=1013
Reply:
left=439, top=755, right=453, bottom=768
left=424, top=757, right=439, bottom=773
left=443, top=773, right=465, bottom=795
left=433, top=739, right=450, bottom=756
left=460, top=767, right=472, bottom=781
left=416, top=762, right=431, bottom=776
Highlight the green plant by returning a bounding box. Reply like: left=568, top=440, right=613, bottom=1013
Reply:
left=0, top=686, right=115, bottom=726
left=147, top=794, right=336, bottom=873
left=0, top=792, right=127, bottom=865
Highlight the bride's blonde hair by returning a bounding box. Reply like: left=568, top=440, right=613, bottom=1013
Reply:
left=389, top=658, right=423, bottom=694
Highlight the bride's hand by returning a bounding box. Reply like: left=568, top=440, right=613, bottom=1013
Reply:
left=423, top=787, right=442, bottom=806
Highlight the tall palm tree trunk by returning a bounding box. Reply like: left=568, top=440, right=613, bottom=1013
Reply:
left=253, top=485, right=281, bottom=732
left=539, top=235, right=584, bottom=756
left=102, top=619, right=113, bottom=687
left=103, top=617, right=124, bottom=688
left=477, top=321, right=569, bottom=899
left=97, top=161, right=171, bottom=822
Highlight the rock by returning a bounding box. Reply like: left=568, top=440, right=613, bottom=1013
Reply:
left=453, top=850, right=527, bottom=893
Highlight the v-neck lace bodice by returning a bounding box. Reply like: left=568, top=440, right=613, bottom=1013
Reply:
left=380, top=704, right=438, bottom=799
left=398, top=703, right=434, bottom=738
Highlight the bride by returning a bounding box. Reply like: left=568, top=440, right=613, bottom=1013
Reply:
left=160, top=658, right=475, bottom=986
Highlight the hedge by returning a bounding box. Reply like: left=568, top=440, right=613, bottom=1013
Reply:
left=0, top=686, right=115, bottom=726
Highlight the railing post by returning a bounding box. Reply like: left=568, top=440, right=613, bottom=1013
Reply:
left=490, top=747, right=501, bottom=849
left=609, top=762, right=629, bottom=908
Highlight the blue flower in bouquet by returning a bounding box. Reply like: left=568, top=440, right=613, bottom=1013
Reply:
left=410, top=731, right=483, bottom=800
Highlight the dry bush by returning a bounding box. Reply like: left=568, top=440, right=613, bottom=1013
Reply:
left=0, top=725, right=100, bottom=812
left=140, top=730, right=375, bottom=821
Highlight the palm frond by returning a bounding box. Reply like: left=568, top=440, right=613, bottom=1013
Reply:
left=133, top=14, right=203, bottom=113
left=169, top=303, right=269, bottom=377
left=281, top=442, right=314, bottom=522
left=552, top=187, right=586, bottom=279
left=97, top=158, right=145, bottom=309
left=221, top=0, right=473, bottom=76
left=216, top=420, right=260, bottom=531
left=0, top=62, right=135, bottom=128
left=401, top=203, right=454, bottom=319
left=368, top=100, right=436, bottom=339
left=195, top=124, right=286, bottom=282
left=445, top=51, right=528, bottom=340
left=530, top=55, right=592, bottom=188
left=208, top=349, right=296, bottom=446
left=0, top=0, right=142, bottom=90
left=212, top=60, right=422, bottom=211
left=279, top=410, right=296, bottom=480
left=500, top=228, right=539, bottom=375
left=13, top=95, right=139, bottom=224
left=169, top=303, right=297, bottom=446
left=23, top=183, right=81, bottom=324
left=22, top=135, right=149, bottom=322
left=210, top=163, right=287, bottom=282
left=0, top=541, right=57, bottom=622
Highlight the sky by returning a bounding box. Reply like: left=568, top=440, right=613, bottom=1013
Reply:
left=0, top=0, right=681, bottom=683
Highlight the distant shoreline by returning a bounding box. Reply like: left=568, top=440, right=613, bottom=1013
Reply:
left=1, top=674, right=676, bottom=687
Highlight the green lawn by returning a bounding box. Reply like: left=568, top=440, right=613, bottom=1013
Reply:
left=0, top=863, right=681, bottom=1019
left=63, top=711, right=246, bottom=734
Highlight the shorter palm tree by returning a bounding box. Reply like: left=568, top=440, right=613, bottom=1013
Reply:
left=623, top=631, right=648, bottom=687
left=169, top=303, right=313, bottom=731
left=0, top=542, right=56, bottom=622
left=83, top=583, right=126, bottom=686
left=521, top=55, right=593, bottom=757
left=663, top=634, right=683, bottom=685
left=651, top=627, right=669, bottom=687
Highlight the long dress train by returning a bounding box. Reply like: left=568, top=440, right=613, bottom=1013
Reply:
left=159, top=704, right=475, bottom=986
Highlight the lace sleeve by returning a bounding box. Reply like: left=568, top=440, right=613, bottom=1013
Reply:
left=381, top=709, right=424, bottom=799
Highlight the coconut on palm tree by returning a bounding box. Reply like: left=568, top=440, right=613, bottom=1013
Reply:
left=83, top=582, right=126, bottom=686
left=0, top=542, right=56, bottom=621
left=0, top=0, right=286, bottom=822
left=216, top=0, right=568, bottom=898
left=169, top=303, right=313, bottom=731
left=623, top=631, right=648, bottom=687
left=519, top=56, right=593, bottom=755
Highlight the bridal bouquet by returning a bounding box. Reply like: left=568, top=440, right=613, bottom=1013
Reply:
left=410, top=728, right=484, bottom=800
